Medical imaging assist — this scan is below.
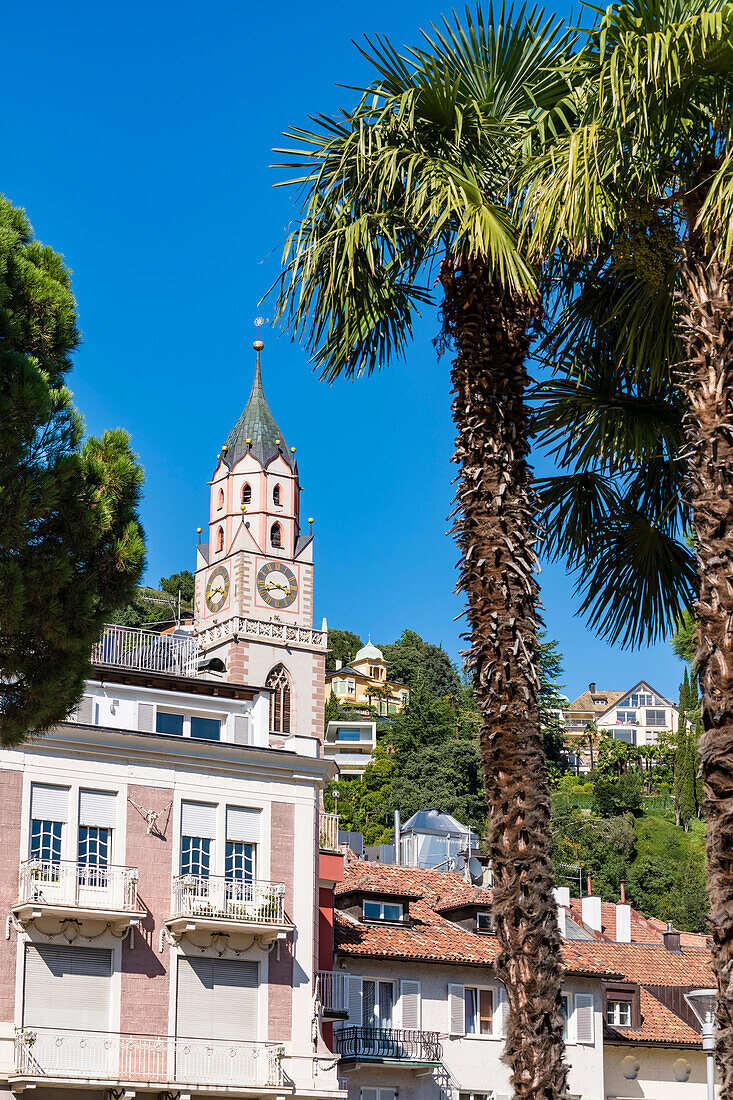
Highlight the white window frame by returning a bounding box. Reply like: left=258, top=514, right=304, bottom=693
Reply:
left=464, top=985, right=497, bottom=1038
left=449, top=983, right=503, bottom=1039
left=362, top=978, right=397, bottom=1029
left=363, top=900, right=404, bottom=922
left=174, top=797, right=268, bottom=881
left=607, top=998, right=632, bottom=1027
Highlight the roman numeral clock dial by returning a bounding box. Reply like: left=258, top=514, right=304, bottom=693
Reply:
left=205, top=565, right=230, bottom=612
left=256, top=562, right=298, bottom=609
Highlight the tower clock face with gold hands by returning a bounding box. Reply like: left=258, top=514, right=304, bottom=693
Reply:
left=257, top=561, right=298, bottom=609
left=205, top=565, right=230, bottom=612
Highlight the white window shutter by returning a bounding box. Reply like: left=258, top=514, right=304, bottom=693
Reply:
left=79, top=790, right=116, bottom=829
left=71, top=696, right=94, bottom=724
left=176, top=957, right=258, bottom=1042
left=24, top=945, right=111, bottom=1030
left=30, top=784, right=69, bottom=822
left=449, top=983, right=465, bottom=1035
left=575, top=993, right=595, bottom=1044
left=232, top=715, right=250, bottom=745
left=348, top=975, right=363, bottom=1026
left=498, top=984, right=510, bottom=1038
left=181, top=801, right=217, bottom=838
left=137, top=702, right=154, bottom=732
left=400, top=979, right=421, bottom=1030
left=226, top=806, right=260, bottom=843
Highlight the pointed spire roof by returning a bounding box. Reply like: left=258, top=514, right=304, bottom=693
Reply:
left=222, top=342, right=295, bottom=471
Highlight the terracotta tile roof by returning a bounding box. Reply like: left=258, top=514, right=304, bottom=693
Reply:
left=605, top=987, right=701, bottom=1047
left=433, top=883, right=494, bottom=913
left=566, top=688, right=626, bottom=714
left=566, top=899, right=712, bottom=949
left=575, top=942, right=715, bottom=987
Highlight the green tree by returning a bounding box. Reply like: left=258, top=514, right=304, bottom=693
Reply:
left=537, top=634, right=570, bottom=778
left=387, top=738, right=486, bottom=835
left=325, top=743, right=396, bottom=844
left=679, top=732, right=699, bottom=833
left=672, top=611, right=697, bottom=667
left=380, top=630, right=461, bottom=700
left=385, top=678, right=453, bottom=756
left=160, top=570, right=195, bottom=607
left=593, top=770, right=643, bottom=817
left=673, top=671, right=690, bottom=826
left=0, top=197, right=144, bottom=744
left=273, top=12, right=576, bottom=1092
left=327, top=629, right=363, bottom=668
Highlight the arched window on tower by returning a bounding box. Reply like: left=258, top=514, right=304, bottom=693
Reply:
left=216, top=488, right=224, bottom=510
left=216, top=526, right=224, bottom=553
left=273, top=484, right=281, bottom=506
left=270, top=522, right=282, bottom=549
left=267, top=665, right=292, bottom=733
left=242, top=483, right=251, bottom=505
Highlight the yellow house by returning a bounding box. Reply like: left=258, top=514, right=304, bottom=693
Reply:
left=325, top=639, right=410, bottom=716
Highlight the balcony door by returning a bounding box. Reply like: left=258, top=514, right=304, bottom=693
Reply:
left=175, top=957, right=259, bottom=1085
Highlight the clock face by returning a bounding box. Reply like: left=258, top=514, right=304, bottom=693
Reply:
left=256, top=561, right=298, bottom=609
left=205, top=565, right=230, bottom=612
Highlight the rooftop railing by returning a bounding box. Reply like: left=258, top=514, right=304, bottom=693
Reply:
left=14, top=1028, right=283, bottom=1088
left=17, top=859, right=140, bottom=913
left=335, top=1027, right=442, bottom=1064
left=91, top=624, right=200, bottom=678
left=319, top=812, right=340, bottom=853
left=171, top=875, right=286, bottom=925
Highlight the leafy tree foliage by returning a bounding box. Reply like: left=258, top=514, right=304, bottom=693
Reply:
left=0, top=196, right=144, bottom=744
left=327, top=628, right=363, bottom=668
left=324, top=743, right=395, bottom=845
left=387, top=739, right=486, bottom=834
left=160, top=570, right=195, bottom=605
left=108, top=571, right=193, bottom=628
left=380, top=630, right=461, bottom=700
left=593, top=770, right=643, bottom=817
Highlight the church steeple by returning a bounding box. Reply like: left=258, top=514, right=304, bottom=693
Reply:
left=222, top=341, right=296, bottom=471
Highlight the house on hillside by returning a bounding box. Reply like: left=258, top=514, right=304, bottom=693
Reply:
left=563, top=679, right=681, bottom=768
left=326, top=641, right=410, bottom=717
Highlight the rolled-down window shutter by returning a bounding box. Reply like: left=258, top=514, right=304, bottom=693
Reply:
left=360, top=1091, right=379, bottom=1100
left=232, top=715, right=251, bottom=745
left=498, top=983, right=510, bottom=1038
left=575, top=992, right=595, bottom=1044
left=71, top=696, right=94, bottom=724
left=181, top=801, right=217, bottom=838
left=449, top=983, right=465, bottom=1035
left=226, top=807, right=260, bottom=843
left=348, top=975, right=363, bottom=1026
left=137, top=702, right=155, bottom=732
left=177, top=957, right=258, bottom=1042
left=30, top=784, right=69, bottom=822
left=79, top=790, right=116, bottom=829
left=400, top=979, right=421, bottom=1029
left=24, top=945, right=111, bottom=1030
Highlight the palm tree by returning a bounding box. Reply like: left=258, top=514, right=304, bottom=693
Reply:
left=271, top=8, right=575, bottom=1096
left=520, top=0, right=733, bottom=1081
left=582, top=720, right=599, bottom=772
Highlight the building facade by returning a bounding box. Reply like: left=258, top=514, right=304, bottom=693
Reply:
left=326, top=643, right=408, bottom=718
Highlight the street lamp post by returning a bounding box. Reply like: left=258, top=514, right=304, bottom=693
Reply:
left=684, top=988, right=717, bottom=1100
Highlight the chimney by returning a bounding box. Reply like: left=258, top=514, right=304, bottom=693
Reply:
left=663, top=922, right=682, bottom=952
left=394, top=810, right=401, bottom=866
left=616, top=903, right=631, bottom=943
left=553, top=887, right=570, bottom=938
left=335, top=658, right=343, bottom=670
left=589, top=682, right=596, bottom=693
left=582, top=895, right=602, bottom=935
left=620, top=882, right=626, bottom=903
left=553, top=886, right=570, bottom=909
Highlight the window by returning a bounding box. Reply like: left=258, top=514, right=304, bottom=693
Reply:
left=30, top=820, right=62, bottom=864
left=78, top=827, right=109, bottom=884
left=363, top=900, right=403, bottom=921
left=646, top=709, right=666, bottom=726
left=270, top=522, right=282, bottom=548
left=216, top=488, right=224, bottom=510
left=336, top=728, right=360, bottom=741
left=465, top=987, right=494, bottom=1036
left=273, top=484, right=281, bottom=505
left=267, top=664, right=292, bottom=733
left=617, top=710, right=637, bottom=725
left=476, top=912, right=495, bottom=934
left=29, top=784, right=68, bottom=874
left=347, top=680, right=355, bottom=695
left=215, top=526, right=224, bottom=553
left=241, top=483, right=251, bottom=505
left=388, top=703, right=397, bottom=715
left=363, top=979, right=394, bottom=1027
left=369, top=664, right=383, bottom=679
left=190, top=716, right=220, bottom=741
left=157, top=711, right=184, bottom=736
left=460, top=1094, right=490, bottom=1100
left=607, top=999, right=632, bottom=1026
left=401, top=692, right=409, bottom=704
left=181, top=835, right=211, bottom=877
left=226, top=841, right=254, bottom=884
left=630, top=692, right=653, bottom=707
left=360, top=1090, right=397, bottom=1100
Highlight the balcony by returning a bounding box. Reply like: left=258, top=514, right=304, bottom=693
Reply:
left=91, top=623, right=200, bottom=677
left=320, top=812, right=340, bottom=853
left=167, top=875, right=290, bottom=943
left=317, top=970, right=349, bottom=1020
left=13, top=860, right=143, bottom=929
left=13, top=1028, right=284, bottom=1090
left=335, top=1027, right=442, bottom=1067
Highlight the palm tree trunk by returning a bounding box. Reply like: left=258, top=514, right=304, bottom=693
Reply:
left=679, top=240, right=733, bottom=1096
left=441, top=256, right=569, bottom=1100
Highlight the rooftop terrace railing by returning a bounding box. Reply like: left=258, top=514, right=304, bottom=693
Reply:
left=91, top=624, right=200, bottom=678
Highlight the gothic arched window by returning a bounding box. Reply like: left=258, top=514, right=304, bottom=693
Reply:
left=270, top=522, right=282, bottom=548
left=216, top=526, right=224, bottom=553
left=267, top=665, right=292, bottom=733
left=217, top=488, right=224, bottom=510
left=273, top=484, right=281, bottom=506
left=242, top=483, right=251, bottom=505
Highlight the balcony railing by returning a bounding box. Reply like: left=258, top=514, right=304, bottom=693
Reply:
left=17, top=859, right=140, bottom=914
left=317, top=970, right=349, bottom=1016
left=91, top=624, right=200, bottom=677
left=14, top=1028, right=283, bottom=1088
left=197, top=615, right=327, bottom=651
left=319, top=812, right=340, bottom=852
left=171, top=875, right=286, bottom=926
left=335, top=1027, right=442, bottom=1064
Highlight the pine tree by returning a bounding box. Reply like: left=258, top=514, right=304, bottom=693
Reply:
left=673, top=670, right=689, bottom=826
left=0, top=197, right=145, bottom=745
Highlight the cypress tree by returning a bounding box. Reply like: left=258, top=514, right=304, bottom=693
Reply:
left=679, top=731, right=698, bottom=833
left=673, top=670, right=689, bottom=826
left=0, top=197, right=145, bottom=745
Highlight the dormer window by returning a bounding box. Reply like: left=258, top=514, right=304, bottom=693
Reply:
left=270, top=522, right=282, bottom=549
left=215, top=526, right=224, bottom=553
left=242, top=483, right=251, bottom=505
left=216, top=488, right=224, bottom=510
left=363, top=899, right=403, bottom=922
left=476, top=912, right=495, bottom=934
left=273, top=484, right=281, bottom=506
left=607, top=1000, right=632, bottom=1027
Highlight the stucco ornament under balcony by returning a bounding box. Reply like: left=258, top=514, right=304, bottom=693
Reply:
left=13, top=859, right=144, bottom=932
left=164, top=874, right=291, bottom=946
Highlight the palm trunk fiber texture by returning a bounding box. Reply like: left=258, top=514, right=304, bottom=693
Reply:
left=681, top=249, right=733, bottom=1098
left=441, top=256, right=570, bottom=1100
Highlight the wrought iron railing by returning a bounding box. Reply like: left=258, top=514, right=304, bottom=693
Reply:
left=91, top=624, right=199, bottom=677
left=14, top=1028, right=284, bottom=1087
left=171, top=875, right=286, bottom=925
left=319, top=812, right=340, bottom=852
left=317, top=970, right=349, bottom=1015
left=17, top=859, right=140, bottom=913
left=335, top=1027, right=442, bottom=1063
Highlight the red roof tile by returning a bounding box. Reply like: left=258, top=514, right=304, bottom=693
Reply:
left=605, top=987, right=701, bottom=1046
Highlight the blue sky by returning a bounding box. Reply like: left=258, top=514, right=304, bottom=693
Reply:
left=4, top=0, right=685, bottom=703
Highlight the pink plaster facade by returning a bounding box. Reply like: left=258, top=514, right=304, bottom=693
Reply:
left=267, top=801, right=294, bottom=1042
left=0, top=771, right=22, bottom=1020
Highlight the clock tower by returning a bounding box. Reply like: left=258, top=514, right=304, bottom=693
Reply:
left=193, top=340, right=327, bottom=742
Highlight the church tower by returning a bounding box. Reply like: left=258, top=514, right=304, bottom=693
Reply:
left=193, top=339, right=327, bottom=742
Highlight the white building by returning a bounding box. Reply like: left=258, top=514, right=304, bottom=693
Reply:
left=325, top=721, right=378, bottom=777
